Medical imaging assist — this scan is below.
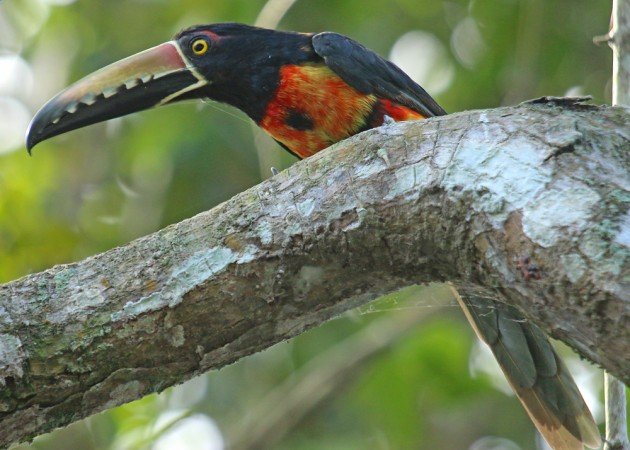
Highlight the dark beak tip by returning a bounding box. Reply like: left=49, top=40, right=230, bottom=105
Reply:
left=24, top=98, right=64, bottom=155
left=25, top=121, right=42, bottom=155
left=25, top=135, right=35, bottom=156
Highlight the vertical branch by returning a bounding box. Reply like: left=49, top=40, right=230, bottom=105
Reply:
left=610, top=0, right=630, bottom=105
left=255, top=0, right=299, bottom=29
left=605, top=372, right=629, bottom=450
left=604, top=1, right=629, bottom=450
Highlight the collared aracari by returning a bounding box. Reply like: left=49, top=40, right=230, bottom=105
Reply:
left=25, top=23, right=601, bottom=450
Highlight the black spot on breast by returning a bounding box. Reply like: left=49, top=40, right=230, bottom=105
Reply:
left=286, top=109, right=314, bottom=131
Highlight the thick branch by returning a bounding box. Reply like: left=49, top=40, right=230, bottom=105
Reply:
left=0, top=99, right=628, bottom=447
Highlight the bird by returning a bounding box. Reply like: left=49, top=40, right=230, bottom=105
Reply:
left=25, top=22, right=601, bottom=450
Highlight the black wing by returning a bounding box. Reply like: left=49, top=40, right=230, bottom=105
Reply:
left=312, top=32, right=447, bottom=118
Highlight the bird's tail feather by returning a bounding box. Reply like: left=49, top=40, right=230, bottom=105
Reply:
left=453, top=287, right=601, bottom=450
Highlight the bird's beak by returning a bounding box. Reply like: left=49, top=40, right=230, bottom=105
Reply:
left=26, top=41, right=207, bottom=152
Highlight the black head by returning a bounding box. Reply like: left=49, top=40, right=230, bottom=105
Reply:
left=26, top=23, right=315, bottom=151
left=173, top=23, right=316, bottom=121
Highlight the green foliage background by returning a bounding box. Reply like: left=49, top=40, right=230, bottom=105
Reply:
left=0, top=0, right=616, bottom=449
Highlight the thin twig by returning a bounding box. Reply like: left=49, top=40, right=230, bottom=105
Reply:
left=254, top=0, right=299, bottom=29
left=604, top=372, right=629, bottom=450
left=610, top=0, right=630, bottom=105
left=603, top=0, right=630, bottom=449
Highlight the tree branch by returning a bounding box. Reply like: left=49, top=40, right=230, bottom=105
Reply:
left=604, top=2, right=630, bottom=449
left=0, top=98, right=628, bottom=447
left=611, top=0, right=630, bottom=105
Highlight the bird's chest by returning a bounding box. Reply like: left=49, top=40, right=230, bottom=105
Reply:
left=259, top=64, right=377, bottom=158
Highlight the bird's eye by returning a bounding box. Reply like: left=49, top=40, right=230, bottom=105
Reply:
left=191, top=39, right=209, bottom=56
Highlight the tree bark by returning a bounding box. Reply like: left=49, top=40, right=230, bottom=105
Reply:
left=0, top=98, right=628, bottom=447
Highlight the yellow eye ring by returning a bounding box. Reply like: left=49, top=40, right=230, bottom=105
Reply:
left=191, top=39, right=209, bottom=56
